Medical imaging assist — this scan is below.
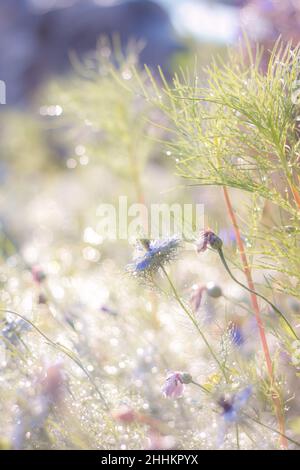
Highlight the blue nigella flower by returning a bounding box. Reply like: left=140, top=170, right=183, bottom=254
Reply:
left=1, top=318, right=30, bottom=347
left=219, top=386, right=252, bottom=423
left=127, top=236, right=181, bottom=279
left=228, top=321, right=245, bottom=347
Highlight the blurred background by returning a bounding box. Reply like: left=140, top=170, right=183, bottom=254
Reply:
left=2, top=0, right=300, bottom=107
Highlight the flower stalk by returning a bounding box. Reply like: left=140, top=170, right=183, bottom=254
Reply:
left=0, top=309, right=108, bottom=409
left=161, top=266, right=229, bottom=382
left=222, top=186, right=288, bottom=449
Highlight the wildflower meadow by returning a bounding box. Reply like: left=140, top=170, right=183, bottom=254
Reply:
left=1, top=2, right=300, bottom=455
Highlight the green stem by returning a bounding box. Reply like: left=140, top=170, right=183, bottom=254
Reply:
left=242, top=412, right=300, bottom=449
left=235, top=423, right=240, bottom=450
left=218, top=248, right=299, bottom=340
left=161, top=266, right=229, bottom=382
left=191, top=380, right=210, bottom=394
left=0, top=309, right=108, bottom=409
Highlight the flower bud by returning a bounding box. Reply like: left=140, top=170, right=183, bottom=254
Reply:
left=180, top=372, right=193, bottom=384
left=209, top=232, right=223, bottom=251
left=206, top=281, right=222, bottom=298
left=197, top=229, right=223, bottom=253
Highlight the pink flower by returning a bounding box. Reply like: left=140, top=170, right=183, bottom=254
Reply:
left=190, top=285, right=206, bottom=312
left=162, top=372, right=185, bottom=399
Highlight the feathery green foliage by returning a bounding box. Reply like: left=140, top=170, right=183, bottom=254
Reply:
left=137, top=41, right=300, bottom=305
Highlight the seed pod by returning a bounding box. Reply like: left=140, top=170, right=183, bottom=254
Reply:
left=206, top=281, right=222, bottom=298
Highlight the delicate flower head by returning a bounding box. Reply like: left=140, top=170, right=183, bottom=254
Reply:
left=127, top=236, right=181, bottom=279
left=162, top=371, right=192, bottom=399
left=218, top=386, right=252, bottom=423
left=197, top=229, right=223, bottom=253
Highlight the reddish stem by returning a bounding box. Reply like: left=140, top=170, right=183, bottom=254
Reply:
left=222, top=186, right=287, bottom=449
left=290, top=183, right=300, bottom=211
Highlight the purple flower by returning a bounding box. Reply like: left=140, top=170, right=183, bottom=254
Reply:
left=219, top=387, right=252, bottom=423
left=228, top=321, right=245, bottom=347
left=162, top=372, right=192, bottom=399
left=2, top=318, right=30, bottom=347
